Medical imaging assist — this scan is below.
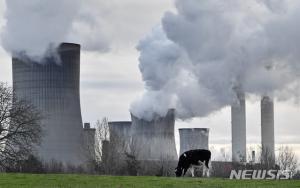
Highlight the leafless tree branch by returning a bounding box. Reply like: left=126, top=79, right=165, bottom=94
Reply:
left=0, top=82, right=43, bottom=170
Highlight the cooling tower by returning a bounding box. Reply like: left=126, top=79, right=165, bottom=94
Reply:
left=261, top=96, right=275, bottom=161
left=108, top=121, right=131, bottom=139
left=108, top=121, right=131, bottom=151
left=179, top=128, right=209, bottom=155
left=231, top=92, right=246, bottom=162
left=12, top=43, right=84, bottom=165
left=130, top=109, right=178, bottom=161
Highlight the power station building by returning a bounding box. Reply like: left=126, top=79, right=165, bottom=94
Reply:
left=179, top=128, right=209, bottom=155
left=231, top=91, right=246, bottom=162
left=130, top=109, right=178, bottom=161
left=12, top=43, right=84, bottom=165
left=83, top=123, right=96, bottom=161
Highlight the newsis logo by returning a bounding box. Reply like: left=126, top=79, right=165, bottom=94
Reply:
left=229, top=170, right=292, bottom=180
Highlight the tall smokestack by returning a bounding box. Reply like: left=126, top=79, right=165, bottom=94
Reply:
left=12, top=43, right=84, bottom=165
left=179, top=128, right=209, bottom=155
left=261, top=96, right=275, bottom=163
left=231, top=91, right=246, bottom=162
left=130, top=109, right=178, bottom=161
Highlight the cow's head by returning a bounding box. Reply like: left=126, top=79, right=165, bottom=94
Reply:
left=175, top=167, right=183, bottom=177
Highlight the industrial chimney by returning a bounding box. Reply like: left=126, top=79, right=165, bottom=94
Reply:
left=179, top=128, right=209, bottom=155
left=261, top=96, right=275, bottom=163
left=12, top=43, right=84, bottom=165
left=231, top=91, right=246, bottom=162
left=130, top=109, right=178, bottom=161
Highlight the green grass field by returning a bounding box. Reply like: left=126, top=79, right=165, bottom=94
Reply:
left=0, top=173, right=299, bottom=188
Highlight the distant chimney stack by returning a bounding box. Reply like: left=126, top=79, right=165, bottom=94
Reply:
left=84, top=122, right=91, bottom=129
left=261, top=96, right=275, bottom=164
left=231, top=91, right=246, bottom=163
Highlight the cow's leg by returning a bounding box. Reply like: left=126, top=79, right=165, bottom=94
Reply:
left=202, top=164, right=206, bottom=177
left=207, top=168, right=210, bottom=177
left=190, top=166, right=195, bottom=177
left=183, top=168, right=188, bottom=176
left=202, top=163, right=210, bottom=177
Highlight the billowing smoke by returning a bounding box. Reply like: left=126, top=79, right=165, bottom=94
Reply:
left=1, top=0, right=111, bottom=61
left=131, top=0, right=300, bottom=120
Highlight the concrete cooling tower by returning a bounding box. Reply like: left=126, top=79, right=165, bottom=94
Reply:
left=179, top=128, right=209, bottom=155
left=130, top=109, right=178, bottom=161
left=12, top=43, right=84, bottom=165
left=231, top=92, right=246, bottom=162
left=108, top=121, right=131, bottom=151
left=261, top=96, right=275, bottom=161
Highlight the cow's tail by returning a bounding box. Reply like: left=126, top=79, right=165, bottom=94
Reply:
left=205, top=152, right=211, bottom=169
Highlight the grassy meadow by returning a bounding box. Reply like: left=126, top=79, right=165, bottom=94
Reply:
left=0, top=173, right=299, bottom=188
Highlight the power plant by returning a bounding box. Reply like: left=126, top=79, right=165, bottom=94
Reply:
left=261, top=96, right=275, bottom=162
left=179, top=128, right=209, bottom=155
left=130, top=109, right=178, bottom=161
left=10, top=42, right=277, bottom=169
left=12, top=43, right=84, bottom=165
left=231, top=91, right=246, bottom=162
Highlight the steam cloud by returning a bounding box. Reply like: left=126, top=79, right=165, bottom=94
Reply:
left=1, top=0, right=111, bottom=61
left=131, top=0, right=300, bottom=120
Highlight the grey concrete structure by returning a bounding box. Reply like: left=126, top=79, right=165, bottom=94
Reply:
left=261, top=96, right=275, bottom=162
left=12, top=43, right=84, bottom=165
left=83, top=123, right=96, bottom=161
left=108, top=121, right=131, bottom=139
left=231, top=92, right=246, bottom=162
left=108, top=121, right=131, bottom=151
left=179, top=128, right=209, bottom=155
left=130, top=109, right=178, bottom=161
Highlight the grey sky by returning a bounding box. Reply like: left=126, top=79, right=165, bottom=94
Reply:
left=0, top=0, right=299, bottom=160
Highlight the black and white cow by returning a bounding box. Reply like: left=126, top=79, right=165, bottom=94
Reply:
left=175, top=149, right=211, bottom=177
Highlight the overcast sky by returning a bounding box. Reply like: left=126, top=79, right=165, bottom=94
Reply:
left=0, top=0, right=300, bottom=160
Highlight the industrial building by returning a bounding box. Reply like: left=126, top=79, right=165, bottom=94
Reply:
left=83, top=123, right=96, bottom=161
left=130, top=109, right=178, bottom=161
left=261, top=96, right=275, bottom=163
left=12, top=43, right=84, bottom=165
left=179, top=128, right=209, bottom=155
left=231, top=91, right=246, bottom=162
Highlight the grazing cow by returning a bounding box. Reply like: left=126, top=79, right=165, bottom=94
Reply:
left=175, top=149, right=211, bottom=177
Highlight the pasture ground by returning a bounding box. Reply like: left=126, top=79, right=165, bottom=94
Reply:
left=0, top=173, right=299, bottom=188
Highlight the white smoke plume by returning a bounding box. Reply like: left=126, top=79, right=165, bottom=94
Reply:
left=1, top=0, right=111, bottom=61
left=131, top=0, right=300, bottom=120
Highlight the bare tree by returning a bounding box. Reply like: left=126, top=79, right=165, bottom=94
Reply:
left=220, top=147, right=230, bottom=162
left=247, top=146, right=257, bottom=164
left=124, top=137, right=140, bottom=176
left=259, top=146, right=275, bottom=169
left=104, top=132, right=128, bottom=175
left=94, top=118, right=109, bottom=163
left=92, top=118, right=125, bottom=174
left=0, top=82, right=42, bottom=169
left=277, top=146, right=298, bottom=174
